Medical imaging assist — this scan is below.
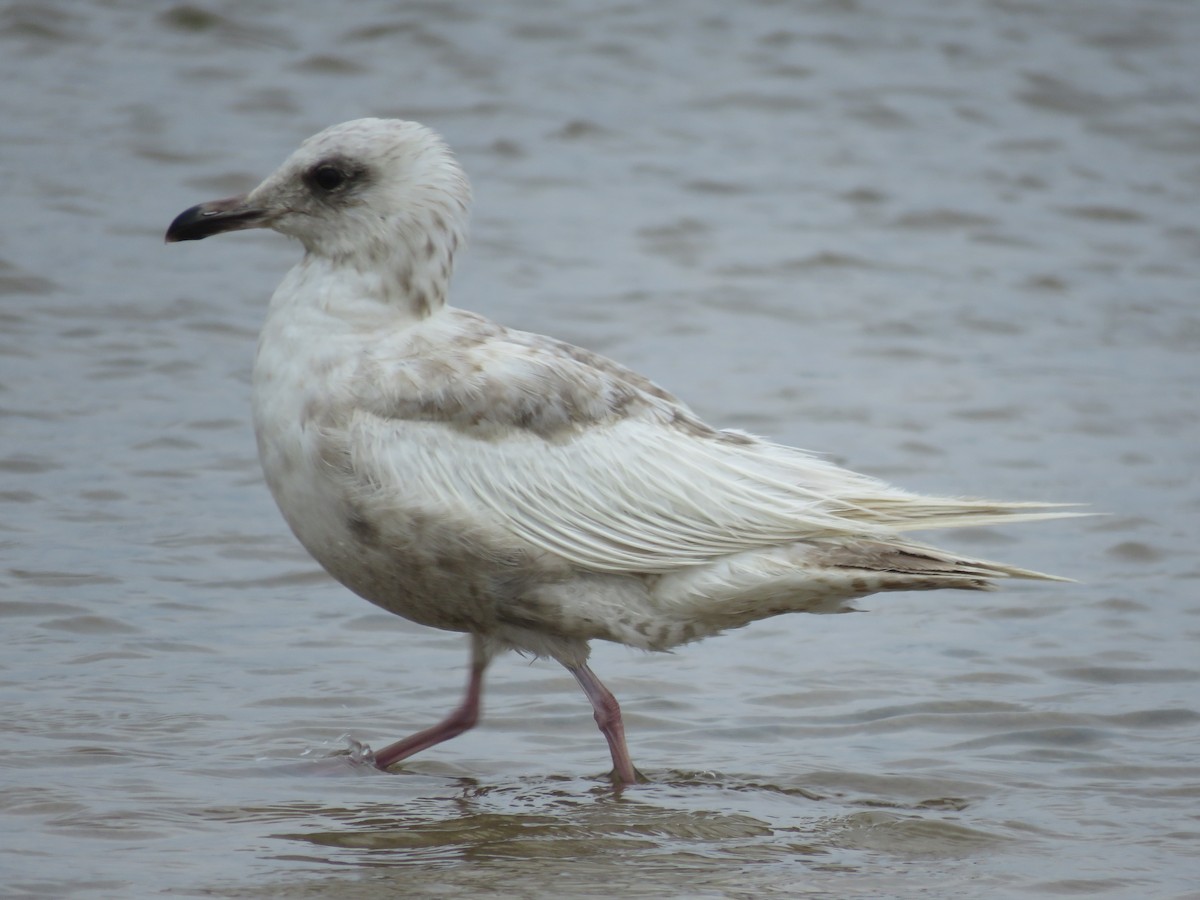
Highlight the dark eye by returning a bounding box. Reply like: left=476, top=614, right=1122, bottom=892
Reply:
left=311, top=165, right=347, bottom=191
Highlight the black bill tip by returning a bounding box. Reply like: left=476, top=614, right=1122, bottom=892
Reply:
left=165, top=195, right=266, bottom=243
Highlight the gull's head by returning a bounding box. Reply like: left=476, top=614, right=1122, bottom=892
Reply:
left=166, top=118, right=471, bottom=268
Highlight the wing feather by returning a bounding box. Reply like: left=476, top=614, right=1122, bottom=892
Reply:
left=349, top=412, right=922, bottom=573
left=342, top=317, right=1075, bottom=575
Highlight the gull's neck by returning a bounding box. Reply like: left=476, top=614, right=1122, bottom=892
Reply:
left=292, top=206, right=465, bottom=323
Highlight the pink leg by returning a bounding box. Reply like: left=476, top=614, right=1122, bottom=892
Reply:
left=374, top=635, right=489, bottom=771
left=567, top=662, right=642, bottom=786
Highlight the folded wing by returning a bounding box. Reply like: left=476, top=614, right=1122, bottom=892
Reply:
left=346, top=329, right=1072, bottom=576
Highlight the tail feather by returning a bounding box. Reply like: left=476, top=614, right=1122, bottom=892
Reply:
left=818, top=537, right=1073, bottom=585
left=646, top=530, right=1074, bottom=649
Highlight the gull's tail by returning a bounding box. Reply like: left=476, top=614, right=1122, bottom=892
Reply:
left=813, top=536, right=1075, bottom=586
left=831, top=495, right=1088, bottom=583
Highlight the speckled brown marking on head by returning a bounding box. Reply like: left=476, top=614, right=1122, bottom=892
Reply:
left=397, top=264, right=413, bottom=295
left=412, top=289, right=430, bottom=318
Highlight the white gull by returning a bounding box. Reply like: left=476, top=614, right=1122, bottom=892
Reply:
left=166, top=118, right=1073, bottom=785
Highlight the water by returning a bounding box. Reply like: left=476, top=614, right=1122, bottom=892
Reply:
left=2, top=1, right=1198, bottom=897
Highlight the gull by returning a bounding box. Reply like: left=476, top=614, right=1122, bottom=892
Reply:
left=166, top=118, right=1072, bottom=785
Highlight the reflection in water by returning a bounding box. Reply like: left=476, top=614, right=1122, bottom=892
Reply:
left=241, top=773, right=1002, bottom=871
left=180, top=772, right=1026, bottom=900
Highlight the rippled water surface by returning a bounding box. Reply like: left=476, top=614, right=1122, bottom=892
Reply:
left=3, top=1, right=1198, bottom=897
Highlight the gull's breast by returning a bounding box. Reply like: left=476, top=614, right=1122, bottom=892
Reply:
left=248, top=301, right=539, bottom=634
left=250, top=306, right=366, bottom=582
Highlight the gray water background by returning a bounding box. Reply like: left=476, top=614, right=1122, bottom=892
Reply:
left=2, top=1, right=1198, bottom=897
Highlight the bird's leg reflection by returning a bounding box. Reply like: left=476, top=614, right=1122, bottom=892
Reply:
left=568, top=661, right=644, bottom=786
left=374, top=635, right=490, bottom=771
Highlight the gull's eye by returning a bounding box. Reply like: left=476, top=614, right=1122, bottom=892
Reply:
left=311, top=165, right=347, bottom=192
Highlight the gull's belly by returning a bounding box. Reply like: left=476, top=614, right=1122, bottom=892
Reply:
left=248, top=313, right=491, bottom=631
left=252, top=407, right=470, bottom=635
left=250, top=344, right=559, bottom=635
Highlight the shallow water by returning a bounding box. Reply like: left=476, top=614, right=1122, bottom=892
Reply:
left=2, top=1, right=1198, bottom=897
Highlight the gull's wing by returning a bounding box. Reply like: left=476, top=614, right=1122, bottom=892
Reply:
left=351, top=415, right=895, bottom=574
left=342, top=318, right=1069, bottom=576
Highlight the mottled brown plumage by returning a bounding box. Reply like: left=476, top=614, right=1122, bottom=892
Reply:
left=167, top=118, right=1074, bottom=785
